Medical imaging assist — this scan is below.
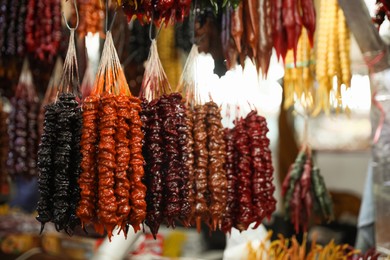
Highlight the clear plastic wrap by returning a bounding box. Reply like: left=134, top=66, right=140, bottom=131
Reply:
left=370, top=68, right=390, bottom=254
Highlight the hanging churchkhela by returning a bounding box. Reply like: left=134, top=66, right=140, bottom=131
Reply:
left=36, top=27, right=82, bottom=234
left=221, top=0, right=316, bottom=76
left=25, top=0, right=62, bottom=62
left=140, top=40, right=194, bottom=238
left=220, top=109, right=276, bottom=234
left=282, top=116, right=333, bottom=234
left=0, top=96, right=9, bottom=196
left=121, top=0, right=192, bottom=26
left=7, top=60, right=39, bottom=179
left=75, top=0, right=105, bottom=38
left=177, top=44, right=229, bottom=232
left=76, top=30, right=146, bottom=240
left=38, top=58, right=62, bottom=139
left=282, top=144, right=333, bottom=233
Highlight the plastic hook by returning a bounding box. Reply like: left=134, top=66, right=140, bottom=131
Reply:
left=62, top=0, right=79, bottom=31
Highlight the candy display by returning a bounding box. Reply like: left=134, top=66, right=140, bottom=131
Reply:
left=0, top=0, right=372, bottom=256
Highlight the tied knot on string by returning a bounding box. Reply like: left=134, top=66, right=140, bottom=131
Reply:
left=92, top=31, right=130, bottom=96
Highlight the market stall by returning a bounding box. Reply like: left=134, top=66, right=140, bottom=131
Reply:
left=0, top=0, right=388, bottom=259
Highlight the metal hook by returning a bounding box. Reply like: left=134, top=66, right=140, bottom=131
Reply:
left=148, top=11, right=163, bottom=41
left=105, top=0, right=118, bottom=33
left=62, top=0, right=79, bottom=30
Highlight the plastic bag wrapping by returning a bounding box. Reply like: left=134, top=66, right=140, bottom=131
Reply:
left=176, top=44, right=199, bottom=106
left=140, top=39, right=171, bottom=101
left=369, top=68, right=390, bottom=254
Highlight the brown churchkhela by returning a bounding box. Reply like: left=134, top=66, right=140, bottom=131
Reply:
left=143, top=99, right=164, bottom=238
left=193, top=104, right=210, bottom=231
left=180, top=105, right=195, bottom=227
left=219, top=110, right=276, bottom=234
left=221, top=128, right=236, bottom=234
left=205, top=101, right=228, bottom=231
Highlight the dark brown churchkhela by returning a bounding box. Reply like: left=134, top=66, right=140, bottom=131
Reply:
left=36, top=93, right=82, bottom=234
left=177, top=101, right=193, bottom=227
left=193, top=104, right=210, bottom=231
left=221, top=128, right=236, bottom=234
left=8, top=85, right=29, bottom=177
left=8, top=69, right=39, bottom=178
left=143, top=99, right=164, bottom=238
left=142, top=93, right=194, bottom=236
left=36, top=103, right=57, bottom=232
left=246, top=111, right=276, bottom=228
left=205, top=101, right=227, bottom=231
left=219, top=110, right=276, bottom=234
left=160, top=94, right=182, bottom=228
left=233, top=116, right=254, bottom=231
